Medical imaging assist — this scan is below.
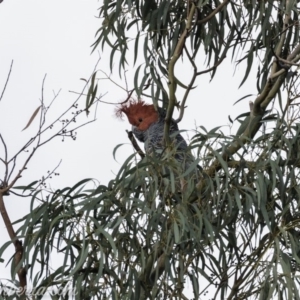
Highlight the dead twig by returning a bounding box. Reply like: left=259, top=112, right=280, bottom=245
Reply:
left=0, top=60, right=13, bottom=102
left=126, top=130, right=145, bottom=158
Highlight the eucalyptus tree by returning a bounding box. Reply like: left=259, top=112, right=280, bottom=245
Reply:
left=2, top=1, right=300, bottom=299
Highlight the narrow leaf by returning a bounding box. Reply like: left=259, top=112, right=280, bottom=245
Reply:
left=22, top=106, right=41, bottom=131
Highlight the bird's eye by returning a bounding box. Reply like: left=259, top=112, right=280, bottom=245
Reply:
left=138, top=118, right=143, bottom=122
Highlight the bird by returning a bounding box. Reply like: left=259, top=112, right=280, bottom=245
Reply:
left=116, top=100, right=189, bottom=159
left=116, top=100, right=200, bottom=192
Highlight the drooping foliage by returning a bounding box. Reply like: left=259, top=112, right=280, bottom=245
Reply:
left=2, top=1, right=300, bottom=299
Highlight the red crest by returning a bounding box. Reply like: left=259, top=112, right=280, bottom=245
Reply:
left=116, top=100, right=159, bottom=131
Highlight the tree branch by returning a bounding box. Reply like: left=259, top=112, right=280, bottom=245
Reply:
left=0, top=193, right=27, bottom=296
left=165, top=2, right=196, bottom=145
left=199, top=2, right=295, bottom=180
left=126, top=130, right=145, bottom=158
left=175, top=45, right=198, bottom=124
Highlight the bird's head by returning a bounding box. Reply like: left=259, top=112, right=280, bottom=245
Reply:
left=116, top=100, right=159, bottom=131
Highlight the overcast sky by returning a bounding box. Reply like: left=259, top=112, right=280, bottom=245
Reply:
left=0, top=0, right=256, bottom=293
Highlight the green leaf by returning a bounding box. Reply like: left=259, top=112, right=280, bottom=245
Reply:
left=113, top=143, right=125, bottom=161
left=173, top=221, right=180, bottom=243
left=239, top=46, right=254, bottom=88
left=233, top=94, right=254, bottom=106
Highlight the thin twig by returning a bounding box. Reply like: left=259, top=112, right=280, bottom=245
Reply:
left=175, top=45, right=198, bottom=123
left=7, top=157, right=17, bottom=183
left=272, top=22, right=297, bottom=41
left=124, top=69, right=129, bottom=92
left=0, top=60, right=13, bottom=102
left=197, top=0, right=230, bottom=25
left=196, top=56, right=226, bottom=76
left=99, top=70, right=128, bottom=91
left=126, top=130, right=145, bottom=158
left=8, top=60, right=101, bottom=165
left=0, top=134, right=8, bottom=182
